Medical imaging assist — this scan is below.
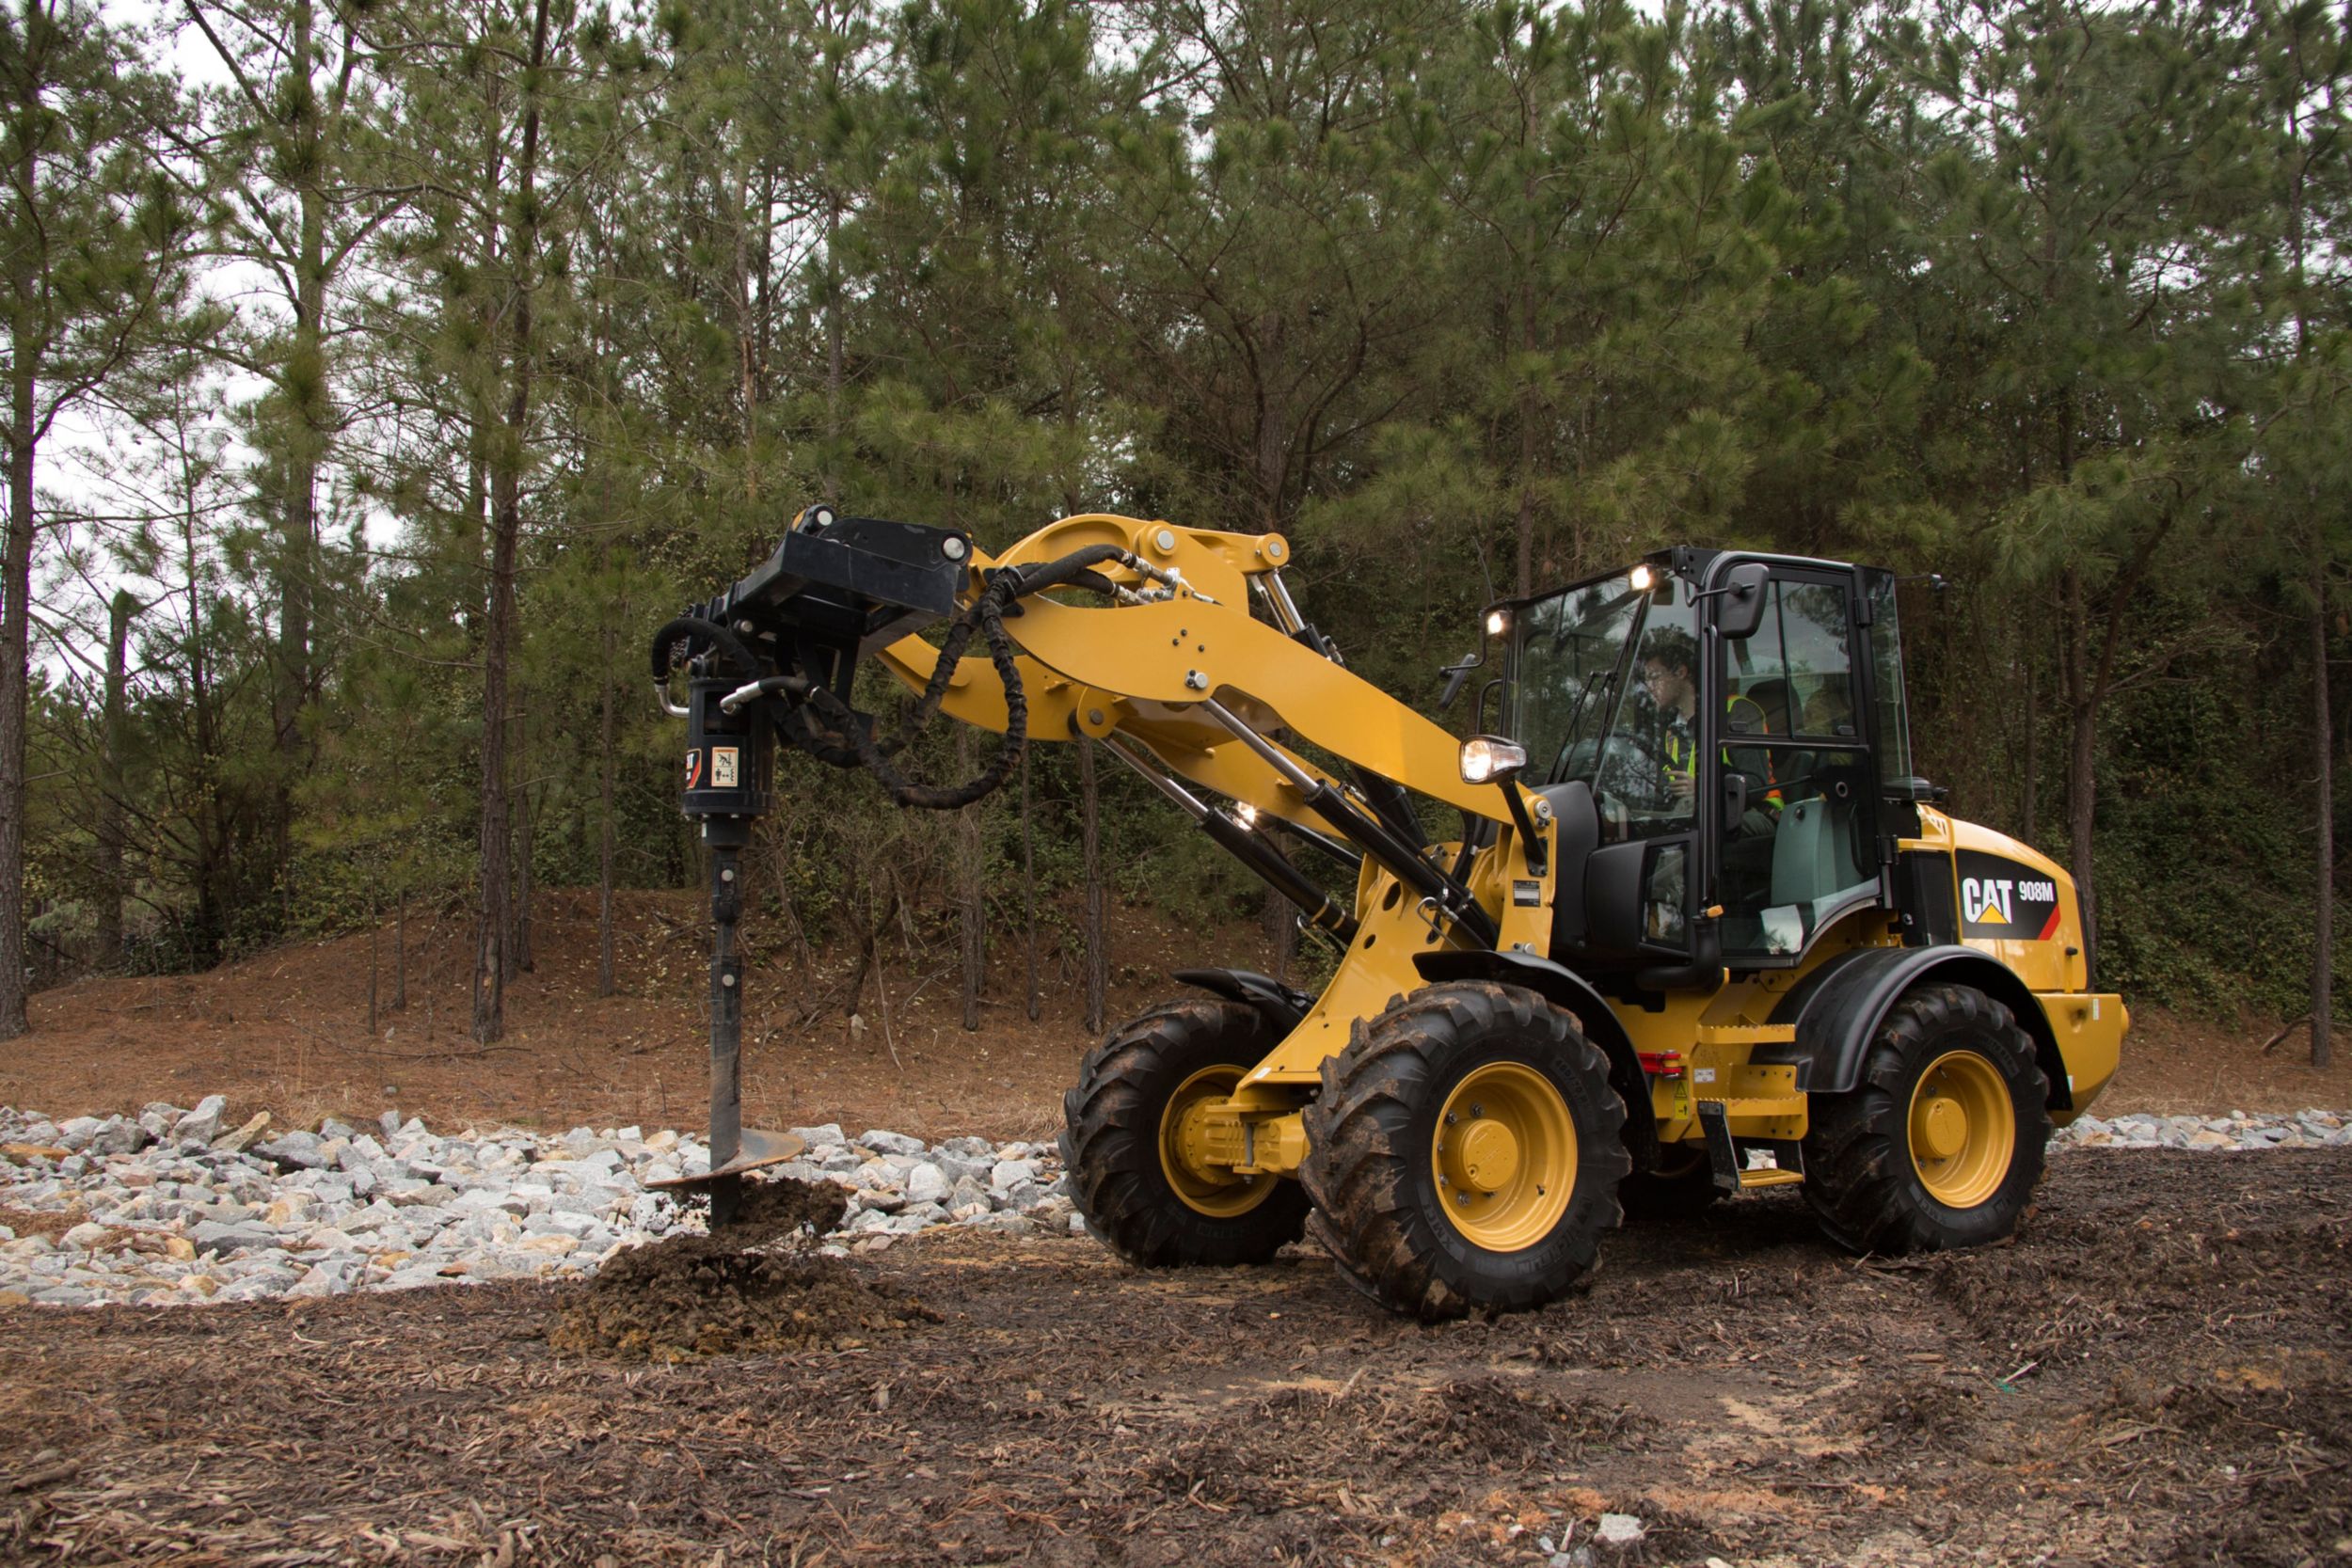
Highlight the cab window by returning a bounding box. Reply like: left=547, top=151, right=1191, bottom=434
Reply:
left=1715, top=574, right=1877, bottom=960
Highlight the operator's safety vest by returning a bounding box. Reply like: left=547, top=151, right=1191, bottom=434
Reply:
left=1664, top=695, right=1783, bottom=809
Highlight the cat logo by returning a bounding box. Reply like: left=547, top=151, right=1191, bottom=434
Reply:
left=1962, top=876, right=2015, bottom=926
left=1956, top=850, right=2064, bottom=941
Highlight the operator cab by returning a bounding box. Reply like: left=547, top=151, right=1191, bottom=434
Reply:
left=1489, top=548, right=1926, bottom=987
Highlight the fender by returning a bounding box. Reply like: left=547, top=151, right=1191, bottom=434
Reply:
left=1412, top=949, right=1658, bottom=1172
left=1761, top=945, right=2068, bottom=1109
left=1172, top=967, right=1313, bottom=1036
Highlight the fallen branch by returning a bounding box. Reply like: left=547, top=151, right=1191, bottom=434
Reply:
left=2260, top=1015, right=2312, bottom=1055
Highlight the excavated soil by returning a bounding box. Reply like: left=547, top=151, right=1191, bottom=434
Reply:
left=4, top=1148, right=2348, bottom=1565
left=546, top=1176, right=930, bottom=1361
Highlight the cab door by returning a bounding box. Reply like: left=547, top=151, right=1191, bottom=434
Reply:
left=1703, top=563, right=1884, bottom=966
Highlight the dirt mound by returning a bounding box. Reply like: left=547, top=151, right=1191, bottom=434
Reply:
left=725, top=1174, right=851, bottom=1242
left=548, top=1177, right=928, bottom=1361
left=1409, top=1375, right=1652, bottom=1460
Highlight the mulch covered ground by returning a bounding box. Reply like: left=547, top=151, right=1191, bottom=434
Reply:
left=3, top=1148, right=2347, bottom=1567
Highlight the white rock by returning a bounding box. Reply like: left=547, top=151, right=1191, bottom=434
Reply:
left=1597, top=1513, right=1645, bottom=1546
left=175, top=1096, right=227, bottom=1143
left=859, top=1129, right=929, bottom=1157
left=905, top=1164, right=950, bottom=1205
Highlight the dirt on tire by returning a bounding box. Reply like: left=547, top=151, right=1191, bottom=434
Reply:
left=546, top=1176, right=932, bottom=1361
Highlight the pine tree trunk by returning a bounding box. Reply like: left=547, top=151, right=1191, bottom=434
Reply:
left=958, top=727, right=984, bottom=1032
left=0, top=262, right=35, bottom=1037
left=598, top=610, right=616, bottom=999
left=393, top=886, right=406, bottom=1011
left=368, top=889, right=379, bottom=1037
left=1079, top=735, right=1106, bottom=1036
left=2314, top=558, right=2333, bottom=1069
left=2021, top=645, right=2038, bottom=846
left=1021, top=747, right=1039, bottom=1022
left=95, top=590, right=136, bottom=968
left=1262, top=879, right=1296, bottom=985
left=472, top=0, right=551, bottom=1044
left=509, top=702, right=532, bottom=977
left=2060, top=567, right=2099, bottom=979
left=272, top=0, right=325, bottom=931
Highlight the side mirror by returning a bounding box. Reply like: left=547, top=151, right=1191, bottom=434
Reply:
left=1438, top=652, right=1478, bottom=711
left=1716, top=562, right=1770, bottom=640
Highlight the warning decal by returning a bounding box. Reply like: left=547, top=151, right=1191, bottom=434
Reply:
left=713, top=746, right=739, bottom=788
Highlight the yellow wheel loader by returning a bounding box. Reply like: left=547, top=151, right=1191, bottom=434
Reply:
left=650, top=509, right=2127, bottom=1319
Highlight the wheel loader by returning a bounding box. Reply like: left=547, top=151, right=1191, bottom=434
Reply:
left=649, top=509, right=2127, bottom=1319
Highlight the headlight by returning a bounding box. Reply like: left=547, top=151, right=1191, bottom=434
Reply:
left=1485, top=608, right=1509, bottom=637
left=1629, top=563, right=1654, bottom=592
left=1459, top=736, right=1529, bottom=784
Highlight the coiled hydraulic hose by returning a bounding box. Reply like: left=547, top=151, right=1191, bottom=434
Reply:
left=652, top=545, right=1133, bottom=812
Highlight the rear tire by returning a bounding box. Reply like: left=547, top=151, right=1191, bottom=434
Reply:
left=1059, top=998, right=1310, bottom=1267
left=1299, top=981, right=1629, bottom=1320
left=1802, top=983, right=2051, bottom=1255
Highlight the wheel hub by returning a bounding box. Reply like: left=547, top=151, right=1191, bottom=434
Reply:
left=1159, top=1066, right=1275, bottom=1219
left=1457, top=1120, right=1518, bottom=1192
left=1913, top=1095, right=1967, bottom=1161
left=1905, top=1050, right=2017, bottom=1210
left=1430, top=1062, right=1576, bottom=1252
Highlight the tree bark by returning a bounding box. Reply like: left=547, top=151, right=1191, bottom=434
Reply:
left=597, top=605, right=616, bottom=999
left=509, top=700, right=532, bottom=977
left=472, top=0, right=551, bottom=1044
left=958, top=727, right=984, bottom=1032
left=1079, top=735, right=1106, bottom=1036
left=272, top=0, right=326, bottom=926
left=0, top=228, right=35, bottom=1037
left=1021, top=747, right=1039, bottom=1022
left=2059, top=565, right=2099, bottom=978
left=2020, top=643, right=2038, bottom=847
left=94, top=590, right=137, bottom=968
left=2314, top=556, right=2333, bottom=1069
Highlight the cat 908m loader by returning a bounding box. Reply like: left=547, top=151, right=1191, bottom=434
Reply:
left=650, top=508, right=2126, bottom=1319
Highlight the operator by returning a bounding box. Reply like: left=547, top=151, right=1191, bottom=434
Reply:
left=1637, top=627, right=1776, bottom=826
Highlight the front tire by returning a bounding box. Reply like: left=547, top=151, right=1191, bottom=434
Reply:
left=1299, top=981, right=1629, bottom=1320
left=1060, top=998, right=1311, bottom=1267
left=1802, top=983, right=2051, bottom=1255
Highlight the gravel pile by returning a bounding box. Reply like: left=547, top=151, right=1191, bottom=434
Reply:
left=0, top=1101, right=1075, bottom=1309
left=6, top=1099, right=2343, bottom=1309
left=2056, top=1108, right=2352, bottom=1150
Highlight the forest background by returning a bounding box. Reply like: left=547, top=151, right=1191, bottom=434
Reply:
left=4, top=0, right=2345, bottom=1067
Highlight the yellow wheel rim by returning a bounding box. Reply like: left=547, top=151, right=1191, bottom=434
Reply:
left=1158, top=1066, right=1274, bottom=1219
left=1907, top=1050, right=2015, bottom=1209
left=1431, top=1063, right=1577, bottom=1252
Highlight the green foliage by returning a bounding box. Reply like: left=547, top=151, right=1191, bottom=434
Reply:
left=17, top=0, right=2352, bottom=1032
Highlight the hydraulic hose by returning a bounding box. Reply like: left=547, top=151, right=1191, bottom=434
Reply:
left=653, top=543, right=1142, bottom=813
